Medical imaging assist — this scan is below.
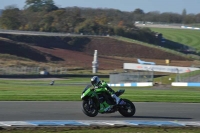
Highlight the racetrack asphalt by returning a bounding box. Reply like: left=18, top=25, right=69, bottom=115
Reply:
left=0, top=101, right=199, bottom=121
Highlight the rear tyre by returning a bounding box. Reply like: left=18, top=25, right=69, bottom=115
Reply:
left=118, top=99, right=136, bottom=117
left=82, top=99, right=98, bottom=117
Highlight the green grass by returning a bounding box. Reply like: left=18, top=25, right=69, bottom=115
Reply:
left=154, top=70, right=200, bottom=84
left=187, top=23, right=200, bottom=28
left=179, top=70, right=200, bottom=77
left=150, top=27, right=200, bottom=51
left=0, top=54, right=32, bottom=61
left=0, top=78, right=200, bottom=102
left=154, top=73, right=177, bottom=84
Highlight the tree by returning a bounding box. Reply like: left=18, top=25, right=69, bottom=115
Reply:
left=182, top=8, right=187, bottom=16
left=39, top=14, right=55, bottom=31
left=184, top=14, right=196, bottom=24
left=131, top=8, right=145, bottom=21
left=0, top=6, right=21, bottom=29
left=133, top=8, right=145, bottom=14
left=50, top=9, right=69, bottom=32
left=143, top=11, right=160, bottom=22
left=195, top=13, right=200, bottom=23
left=25, top=0, right=58, bottom=12
left=182, top=8, right=187, bottom=24
left=95, top=15, right=109, bottom=25
left=42, top=0, right=58, bottom=12
left=117, top=20, right=124, bottom=27
left=114, top=27, right=125, bottom=36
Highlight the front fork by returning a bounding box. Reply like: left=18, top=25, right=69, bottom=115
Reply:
left=88, top=98, right=94, bottom=108
left=87, top=97, right=100, bottom=111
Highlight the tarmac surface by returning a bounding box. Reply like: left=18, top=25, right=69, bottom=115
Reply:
left=0, top=101, right=199, bottom=121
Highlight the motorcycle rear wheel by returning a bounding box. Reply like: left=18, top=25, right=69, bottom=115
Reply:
left=118, top=99, right=136, bottom=117
left=82, top=99, right=98, bottom=117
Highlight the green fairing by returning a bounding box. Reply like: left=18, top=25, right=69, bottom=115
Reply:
left=82, top=87, right=97, bottom=99
left=95, top=87, right=107, bottom=93
left=97, top=81, right=112, bottom=94
left=82, top=84, right=111, bottom=113
left=99, top=101, right=110, bottom=113
left=95, top=85, right=111, bottom=113
left=101, top=81, right=108, bottom=87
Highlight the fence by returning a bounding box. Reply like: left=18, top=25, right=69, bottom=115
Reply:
left=109, top=71, right=154, bottom=84
left=0, top=67, right=67, bottom=75
left=176, top=70, right=200, bottom=82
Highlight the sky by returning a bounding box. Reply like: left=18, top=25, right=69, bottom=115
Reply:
left=0, top=0, right=199, bottom=14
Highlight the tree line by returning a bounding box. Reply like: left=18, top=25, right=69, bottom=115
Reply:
left=0, top=0, right=199, bottom=44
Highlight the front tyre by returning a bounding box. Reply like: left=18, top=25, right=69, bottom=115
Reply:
left=118, top=99, right=136, bottom=117
left=82, top=99, right=98, bottom=117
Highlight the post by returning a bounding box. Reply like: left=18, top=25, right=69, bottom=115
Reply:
left=176, top=68, right=180, bottom=82
left=92, top=50, right=98, bottom=73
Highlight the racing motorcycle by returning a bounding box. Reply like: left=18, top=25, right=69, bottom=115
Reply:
left=81, top=85, right=136, bottom=117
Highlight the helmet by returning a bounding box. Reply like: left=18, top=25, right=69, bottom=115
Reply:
left=91, top=76, right=100, bottom=87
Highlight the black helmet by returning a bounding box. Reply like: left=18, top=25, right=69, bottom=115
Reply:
left=91, top=76, right=100, bottom=86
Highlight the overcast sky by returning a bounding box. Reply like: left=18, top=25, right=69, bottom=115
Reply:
left=0, top=0, right=199, bottom=14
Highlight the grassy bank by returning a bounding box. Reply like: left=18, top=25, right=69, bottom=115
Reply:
left=114, top=36, right=189, bottom=59
left=150, top=27, right=200, bottom=51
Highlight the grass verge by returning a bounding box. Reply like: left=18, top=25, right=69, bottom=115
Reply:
left=0, top=126, right=200, bottom=133
left=0, top=78, right=200, bottom=102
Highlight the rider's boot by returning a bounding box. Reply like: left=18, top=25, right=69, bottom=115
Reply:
left=111, top=94, right=121, bottom=104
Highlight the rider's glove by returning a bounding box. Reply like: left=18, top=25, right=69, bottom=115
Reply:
left=94, top=86, right=98, bottom=89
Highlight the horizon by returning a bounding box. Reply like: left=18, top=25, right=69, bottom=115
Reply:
left=0, top=0, right=199, bottom=14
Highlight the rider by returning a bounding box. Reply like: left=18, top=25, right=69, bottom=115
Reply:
left=91, top=76, right=122, bottom=105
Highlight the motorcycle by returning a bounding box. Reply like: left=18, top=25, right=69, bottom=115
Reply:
left=81, top=85, right=136, bottom=117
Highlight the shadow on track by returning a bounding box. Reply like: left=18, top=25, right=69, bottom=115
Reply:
left=97, top=115, right=192, bottom=120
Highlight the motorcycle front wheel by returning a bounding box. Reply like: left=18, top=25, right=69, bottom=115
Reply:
left=82, top=99, right=98, bottom=117
left=118, top=99, right=136, bottom=117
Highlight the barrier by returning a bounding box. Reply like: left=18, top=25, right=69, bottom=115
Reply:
left=124, top=63, right=199, bottom=73
left=109, top=81, right=200, bottom=87
left=108, top=82, right=153, bottom=87
left=181, top=26, right=200, bottom=30
left=172, top=82, right=200, bottom=87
